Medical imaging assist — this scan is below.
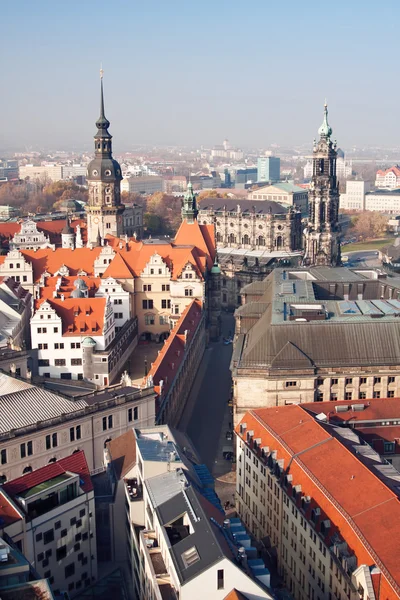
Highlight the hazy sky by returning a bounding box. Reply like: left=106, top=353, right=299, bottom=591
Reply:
left=1, top=0, right=399, bottom=152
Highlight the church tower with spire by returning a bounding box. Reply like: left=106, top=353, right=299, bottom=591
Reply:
left=86, top=71, right=124, bottom=246
left=181, top=182, right=198, bottom=223
left=303, top=104, right=340, bottom=266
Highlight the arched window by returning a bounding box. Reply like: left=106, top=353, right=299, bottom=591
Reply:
left=242, top=234, right=250, bottom=245
left=257, top=236, right=265, bottom=247
left=276, top=236, right=282, bottom=249
left=228, top=233, right=236, bottom=244
left=22, top=466, right=33, bottom=474
left=72, top=449, right=80, bottom=455
left=0, top=474, right=7, bottom=485
left=48, top=457, right=56, bottom=464
left=216, top=232, right=222, bottom=243
left=104, top=437, right=112, bottom=449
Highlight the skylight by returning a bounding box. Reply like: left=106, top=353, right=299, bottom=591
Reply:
left=181, top=546, right=200, bottom=568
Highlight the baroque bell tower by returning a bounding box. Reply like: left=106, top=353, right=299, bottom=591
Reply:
left=86, top=70, right=124, bottom=246
left=303, top=104, right=340, bottom=266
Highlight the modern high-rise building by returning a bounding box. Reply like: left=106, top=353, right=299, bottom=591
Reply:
left=257, top=156, right=280, bottom=183
left=86, top=74, right=125, bottom=246
left=303, top=104, right=340, bottom=266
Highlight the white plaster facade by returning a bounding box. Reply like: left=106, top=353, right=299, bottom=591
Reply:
left=10, top=219, right=55, bottom=251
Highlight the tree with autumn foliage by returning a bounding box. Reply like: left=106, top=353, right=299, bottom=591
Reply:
left=144, top=192, right=182, bottom=235
left=353, top=211, right=388, bottom=240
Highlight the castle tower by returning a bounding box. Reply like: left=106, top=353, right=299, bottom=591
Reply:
left=181, top=181, right=198, bottom=223
left=303, top=103, right=340, bottom=266
left=61, top=217, right=75, bottom=249
left=86, top=71, right=124, bottom=246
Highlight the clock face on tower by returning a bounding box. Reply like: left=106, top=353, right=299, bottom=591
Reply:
left=93, top=217, right=99, bottom=224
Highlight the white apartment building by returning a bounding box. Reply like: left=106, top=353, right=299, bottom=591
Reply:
left=375, top=166, right=400, bottom=189
left=121, top=176, right=163, bottom=195
left=1, top=452, right=97, bottom=598
left=365, top=189, right=400, bottom=214
left=339, top=180, right=370, bottom=210
left=31, top=296, right=115, bottom=382
left=0, top=375, right=156, bottom=483
left=111, top=426, right=273, bottom=600
left=236, top=407, right=400, bottom=600
left=19, top=165, right=64, bottom=183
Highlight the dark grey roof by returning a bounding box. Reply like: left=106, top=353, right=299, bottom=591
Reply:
left=155, top=484, right=225, bottom=584
left=0, top=387, right=88, bottom=433
left=199, top=198, right=288, bottom=215
left=237, top=267, right=400, bottom=370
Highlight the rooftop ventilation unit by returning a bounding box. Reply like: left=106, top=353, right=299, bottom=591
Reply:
left=335, top=405, right=349, bottom=413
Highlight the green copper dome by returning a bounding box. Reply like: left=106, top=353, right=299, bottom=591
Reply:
left=318, top=103, right=332, bottom=138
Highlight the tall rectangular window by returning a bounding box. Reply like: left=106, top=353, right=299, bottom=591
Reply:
left=52, top=433, right=58, bottom=447
left=20, top=443, right=26, bottom=459
left=217, top=569, right=224, bottom=590
left=134, top=407, right=138, bottom=421
left=46, top=435, right=51, bottom=450
left=70, top=427, right=75, bottom=442
left=1, top=449, right=7, bottom=465
left=102, top=416, right=107, bottom=431
left=76, top=425, right=81, bottom=440
left=128, top=408, right=132, bottom=422
left=108, top=415, right=113, bottom=429
left=27, top=441, right=33, bottom=456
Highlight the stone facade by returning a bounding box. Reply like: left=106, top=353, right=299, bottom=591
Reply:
left=199, top=199, right=302, bottom=253
left=303, top=104, right=340, bottom=267
left=231, top=267, right=400, bottom=425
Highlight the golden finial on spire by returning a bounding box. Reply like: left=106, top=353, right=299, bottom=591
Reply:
left=100, top=64, right=104, bottom=80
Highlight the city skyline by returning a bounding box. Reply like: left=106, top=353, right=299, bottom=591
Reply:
left=1, top=0, right=400, bottom=151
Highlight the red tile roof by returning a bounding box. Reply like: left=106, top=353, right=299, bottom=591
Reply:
left=102, top=252, right=135, bottom=279
left=21, top=247, right=103, bottom=282
left=19, top=223, right=215, bottom=283
left=36, top=219, right=87, bottom=245
left=376, top=166, right=400, bottom=177
left=237, top=406, right=400, bottom=598
left=0, top=219, right=87, bottom=247
left=36, top=297, right=107, bottom=336
left=0, top=489, right=23, bottom=526
left=39, top=275, right=101, bottom=300
left=302, top=397, right=400, bottom=425
left=0, top=222, right=21, bottom=239
left=174, top=220, right=216, bottom=269
left=3, top=451, right=93, bottom=497
left=144, top=300, right=203, bottom=401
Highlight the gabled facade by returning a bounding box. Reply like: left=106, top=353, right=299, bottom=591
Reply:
left=375, top=166, right=400, bottom=189
left=10, top=219, right=55, bottom=251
